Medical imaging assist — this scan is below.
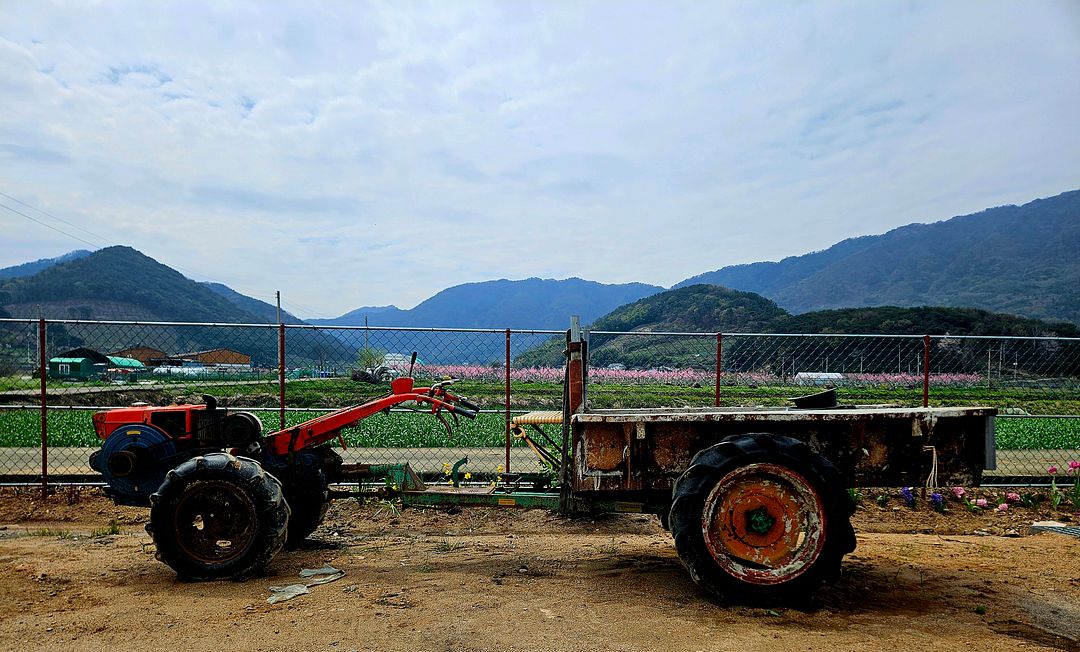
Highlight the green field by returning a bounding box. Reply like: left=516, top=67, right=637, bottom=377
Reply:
left=0, top=407, right=1077, bottom=452
left=1, top=377, right=1079, bottom=453
left=0, top=408, right=516, bottom=449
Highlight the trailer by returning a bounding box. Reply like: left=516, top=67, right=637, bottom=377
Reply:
left=88, top=323, right=995, bottom=603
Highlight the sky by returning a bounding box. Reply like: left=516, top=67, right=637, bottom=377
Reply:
left=1, top=1, right=1078, bottom=319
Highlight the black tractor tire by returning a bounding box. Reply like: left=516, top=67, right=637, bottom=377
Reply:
left=147, top=453, right=290, bottom=581
left=668, top=433, right=856, bottom=604
left=283, top=466, right=330, bottom=549
left=278, top=446, right=341, bottom=548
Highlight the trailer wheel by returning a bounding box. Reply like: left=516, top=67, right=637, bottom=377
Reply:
left=669, top=434, right=855, bottom=603
left=147, top=453, right=290, bottom=581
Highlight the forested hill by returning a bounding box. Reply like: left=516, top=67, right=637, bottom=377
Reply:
left=591, top=285, right=787, bottom=332
left=0, top=246, right=349, bottom=365
left=516, top=285, right=788, bottom=367
left=775, top=306, right=1080, bottom=338
left=675, top=189, right=1080, bottom=324
left=202, top=282, right=307, bottom=325
left=517, top=285, right=1080, bottom=367
left=0, top=246, right=259, bottom=323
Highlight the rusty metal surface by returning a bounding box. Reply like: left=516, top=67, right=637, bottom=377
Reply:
left=574, top=406, right=996, bottom=422
left=572, top=408, right=995, bottom=497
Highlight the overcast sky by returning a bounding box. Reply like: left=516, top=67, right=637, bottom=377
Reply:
left=1, top=1, right=1078, bottom=318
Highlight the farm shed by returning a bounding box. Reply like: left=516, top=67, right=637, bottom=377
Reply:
left=49, top=347, right=109, bottom=380
left=174, top=348, right=252, bottom=366
left=110, top=346, right=166, bottom=366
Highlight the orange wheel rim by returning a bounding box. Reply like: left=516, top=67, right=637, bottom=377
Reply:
left=701, top=462, right=827, bottom=585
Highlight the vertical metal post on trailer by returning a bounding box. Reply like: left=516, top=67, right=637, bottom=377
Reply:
left=559, top=317, right=582, bottom=515
left=504, top=328, right=511, bottom=474
left=38, top=318, right=48, bottom=498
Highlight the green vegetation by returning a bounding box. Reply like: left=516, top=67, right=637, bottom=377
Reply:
left=0, top=407, right=516, bottom=449
left=1, top=381, right=1078, bottom=451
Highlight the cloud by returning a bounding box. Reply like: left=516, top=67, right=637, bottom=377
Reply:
left=0, top=1, right=1078, bottom=317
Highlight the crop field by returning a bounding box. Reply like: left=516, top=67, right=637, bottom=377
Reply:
left=0, top=404, right=1078, bottom=453
left=0, top=408, right=516, bottom=449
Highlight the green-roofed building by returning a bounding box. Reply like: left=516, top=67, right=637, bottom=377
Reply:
left=48, top=356, right=107, bottom=380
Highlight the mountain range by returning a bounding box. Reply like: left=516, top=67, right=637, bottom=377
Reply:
left=308, top=278, right=663, bottom=330
left=0, top=188, right=1077, bottom=361
left=676, top=189, right=1080, bottom=324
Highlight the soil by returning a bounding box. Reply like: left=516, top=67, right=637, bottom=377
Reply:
left=0, top=487, right=1078, bottom=652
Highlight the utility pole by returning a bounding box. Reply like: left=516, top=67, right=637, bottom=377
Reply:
left=275, top=291, right=282, bottom=325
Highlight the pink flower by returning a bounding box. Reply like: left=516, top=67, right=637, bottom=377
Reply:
left=975, top=498, right=988, bottom=508
left=1006, top=492, right=1020, bottom=503
left=1048, top=465, right=1058, bottom=475
left=997, top=503, right=1008, bottom=512
left=1068, top=460, right=1080, bottom=474
left=951, top=486, right=966, bottom=499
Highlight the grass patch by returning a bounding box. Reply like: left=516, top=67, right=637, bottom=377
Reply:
left=29, top=528, right=73, bottom=539
left=90, top=521, right=122, bottom=538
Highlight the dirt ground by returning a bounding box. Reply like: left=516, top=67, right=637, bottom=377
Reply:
left=0, top=487, right=1078, bottom=652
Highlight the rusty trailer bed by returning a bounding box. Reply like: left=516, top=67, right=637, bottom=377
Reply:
left=570, top=406, right=996, bottom=498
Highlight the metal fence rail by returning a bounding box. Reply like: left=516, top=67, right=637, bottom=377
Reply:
left=1, top=318, right=1077, bottom=488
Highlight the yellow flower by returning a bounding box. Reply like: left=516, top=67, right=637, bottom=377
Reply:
left=496, top=465, right=505, bottom=474
left=464, top=472, right=472, bottom=480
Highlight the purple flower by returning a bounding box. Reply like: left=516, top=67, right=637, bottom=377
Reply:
left=997, top=503, right=1008, bottom=512
left=951, top=486, right=966, bottom=499
left=975, top=498, right=988, bottom=508
left=930, top=493, right=944, bottom=512
left=1006, top=492, right=1020, bottom=504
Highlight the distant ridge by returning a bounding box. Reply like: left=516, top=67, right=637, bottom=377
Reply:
left=0, top=250, right=92, bottom=280
left=311, top=277, right=663, bottom=329
left=675, top=189, right=1080, bottom=324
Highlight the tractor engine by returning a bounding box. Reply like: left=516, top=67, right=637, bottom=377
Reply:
left=88, top=396, right=263, bottom=505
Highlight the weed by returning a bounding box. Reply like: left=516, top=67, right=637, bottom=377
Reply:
left=847, top=488, right=864, bottom=506
left=372, top=499, right=400, bottom=519
left=90, top=521, right=122, bottom=538
left=29, top=528, right=73, bottom=539
left=600, top=536, right=618, bottom=555
left=435, top=538, right=463, bottom=553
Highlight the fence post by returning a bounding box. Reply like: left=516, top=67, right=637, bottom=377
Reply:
left=922, top=335, right=931, bottom=408
left=714, top=333, right=723, bottom=407
left=504, top=328, right=511, bottom=474
left=38, top=318, right=48, bottom=498
left=278, top=323, right=286, bottom=430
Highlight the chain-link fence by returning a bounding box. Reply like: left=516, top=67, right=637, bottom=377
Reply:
left=1, top=318, right=1078, bottom=487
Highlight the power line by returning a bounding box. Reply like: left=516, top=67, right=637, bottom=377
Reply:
left=0, top=202, right=102, bottom=249
left=0, top=190, right=113, bottom=246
